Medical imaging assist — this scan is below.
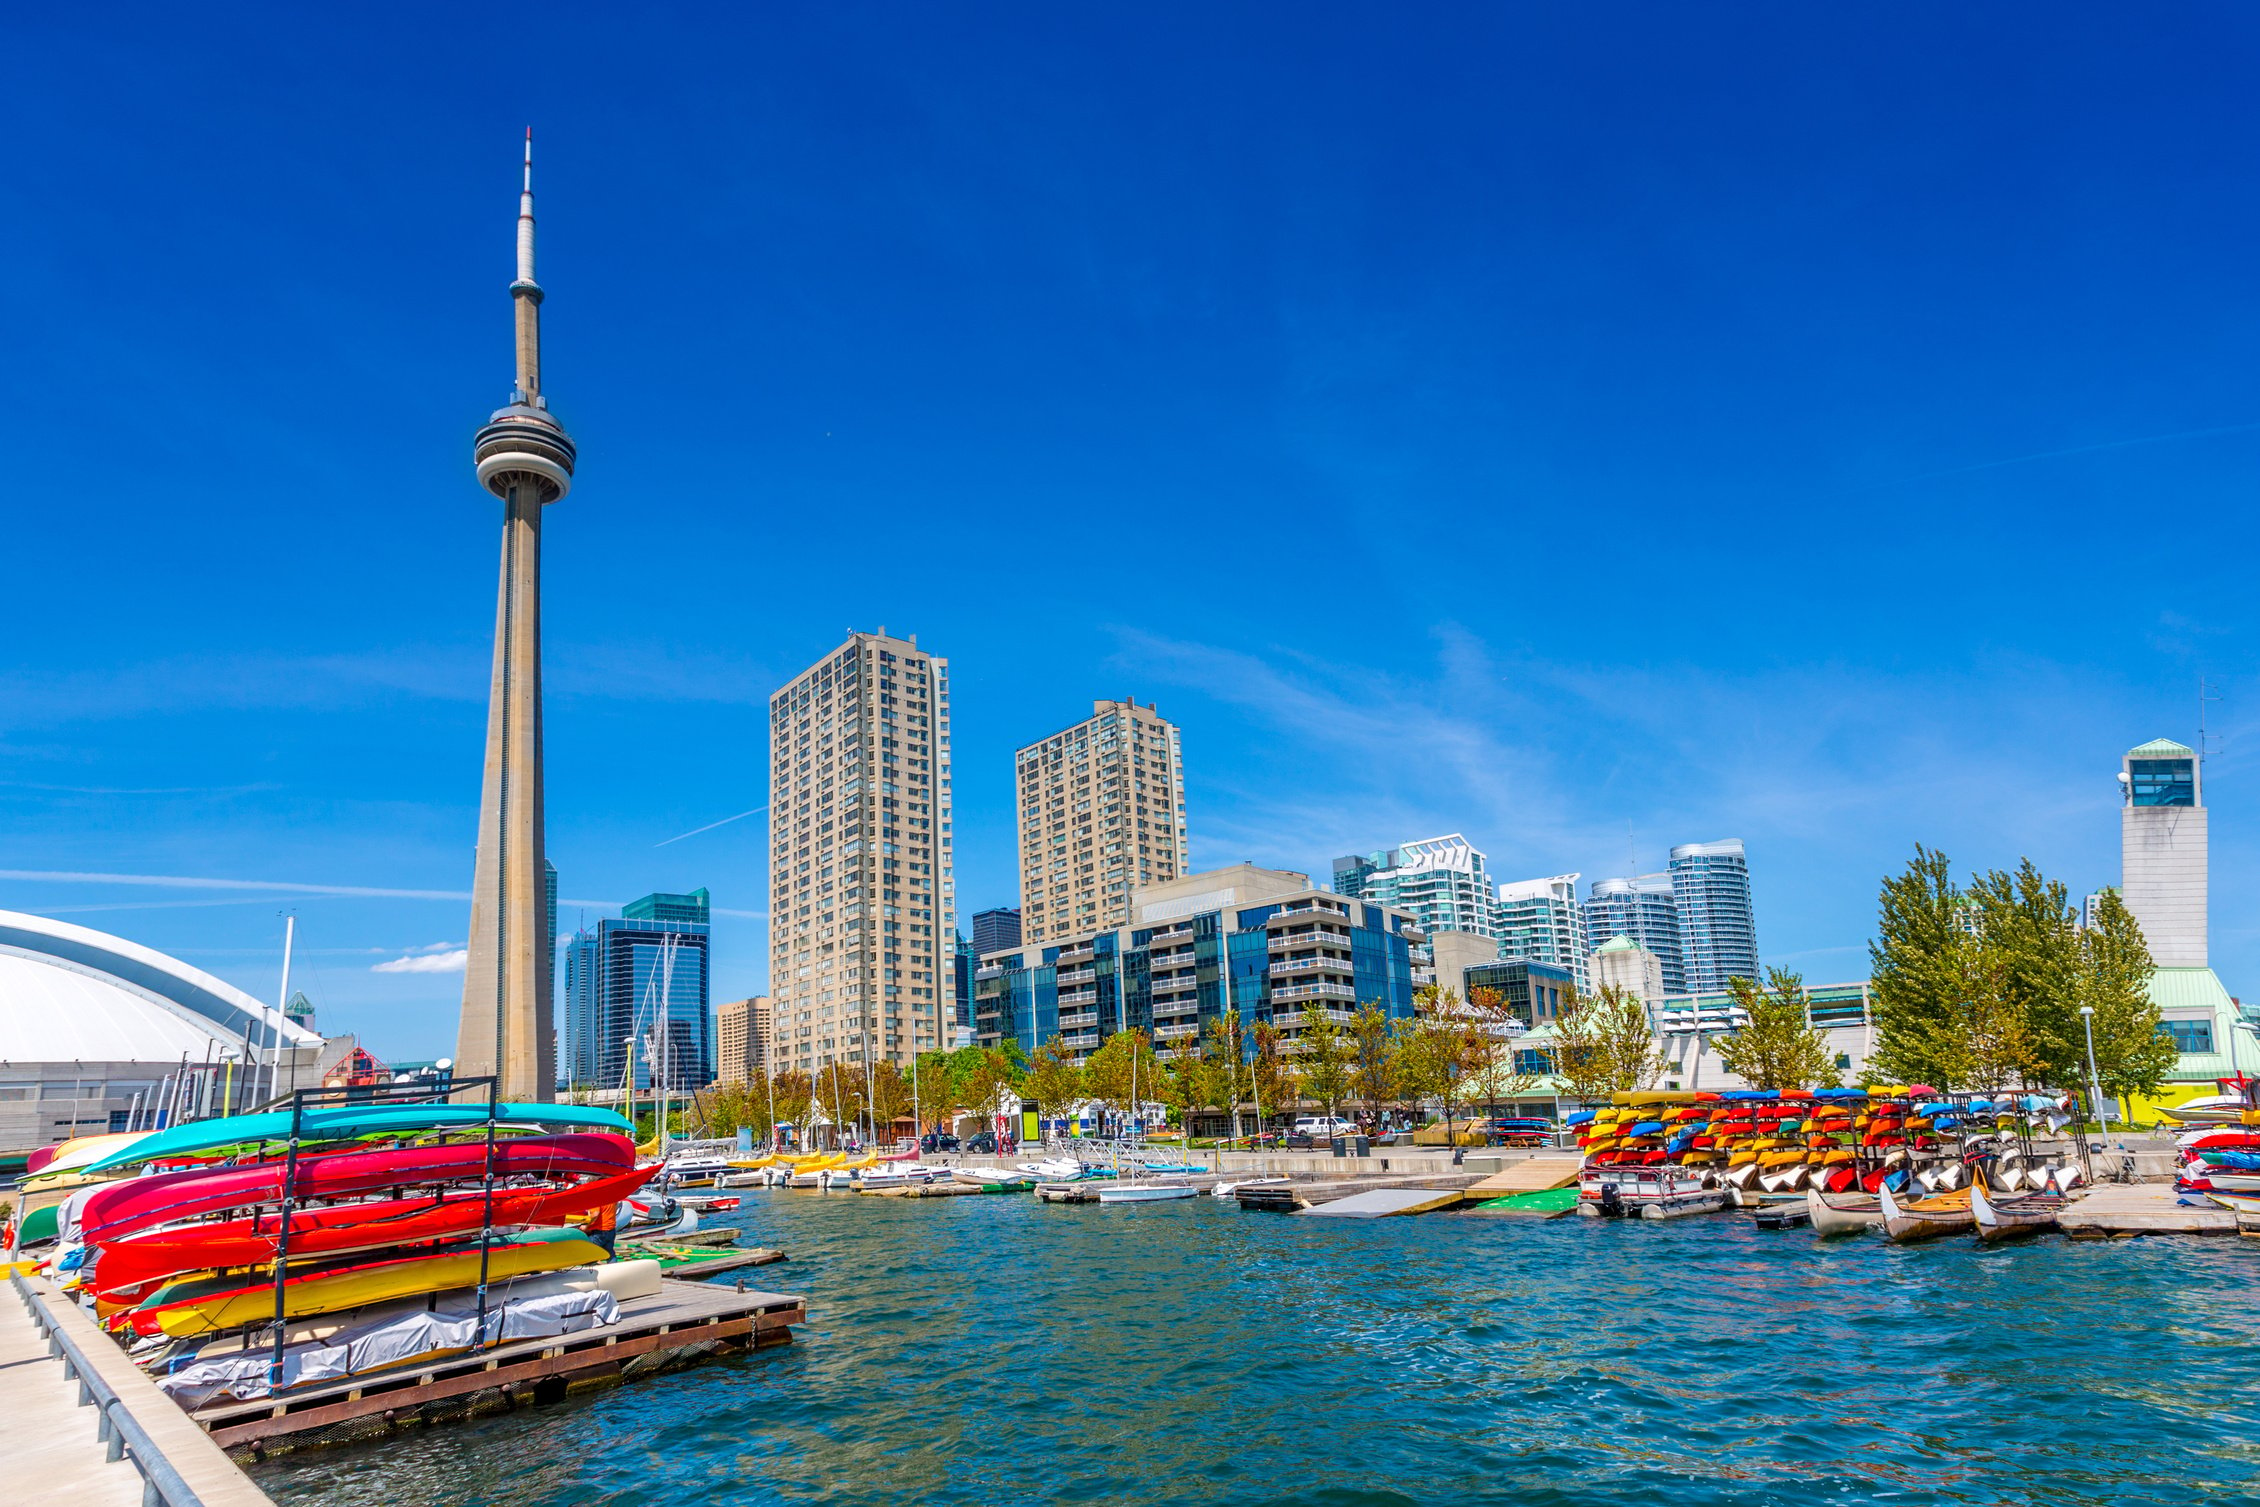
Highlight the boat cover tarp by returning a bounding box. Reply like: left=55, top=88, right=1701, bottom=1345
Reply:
left=154, top=1288, right=620, bottom=1407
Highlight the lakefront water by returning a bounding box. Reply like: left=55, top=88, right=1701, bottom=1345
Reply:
left=253, top=1190, right=2259, bottom=1507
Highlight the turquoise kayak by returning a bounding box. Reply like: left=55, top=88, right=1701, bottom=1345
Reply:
left=84, top=1102, right=632, bottom=1172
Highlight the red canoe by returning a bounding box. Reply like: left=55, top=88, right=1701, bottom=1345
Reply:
left=88, top=1163, right=653, bottom=1302
left=77, top=1133, right=635, bottom=1246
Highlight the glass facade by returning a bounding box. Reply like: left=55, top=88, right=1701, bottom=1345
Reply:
left=1466, top=959, right=1576, bottom=1027
left=560, top=892, right=713, bottom=1092
left=1582, top=875, right=1687, bottom=994
left=2129, top=758, right=2197, bottom=807
left=1669, top=841, right=1759, bottom=995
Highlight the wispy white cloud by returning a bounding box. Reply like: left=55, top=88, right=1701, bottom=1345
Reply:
left=373, top=948, right=468, bottom=975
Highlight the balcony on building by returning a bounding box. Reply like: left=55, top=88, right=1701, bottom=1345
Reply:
left=1272, top=979, right=1357, bottom=1003
left=1269, top=925, right=1354, bottom=951
left=1059, top=1010, right=1099, bottom=1030
left=1155, top=1021, right=1200, bottom=1041
left=1058, top=987, right=1099, bottom=1007
left=975, top=962, right=1006, bottom=979
left=1268, top=956, right=1353, bottom=978
left=1056, top=966, right=1097, bottom=984
left=1265, top=902, right=1350, bottom=927
left=1055, top=942, right=1097, bottom=965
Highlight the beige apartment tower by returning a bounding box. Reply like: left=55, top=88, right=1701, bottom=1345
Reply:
left=716, top=996, right=772, bottom=1087
left=1015, top=699, right=1189, bottom=944
left=769, top=632, right=955, bottom=1071
left=456, top=134, right=576, bottom=1101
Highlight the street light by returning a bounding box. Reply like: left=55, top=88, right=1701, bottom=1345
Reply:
left=2078, top=1005, right=2113, bottom=1148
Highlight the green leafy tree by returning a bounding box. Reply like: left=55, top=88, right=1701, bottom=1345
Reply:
left=1292, top=1003, right=1356, bottom=1127
left=1350, top=1003, right=1396, bottom=1127
left=1082, top=1028, right=1164, bottom=1136
left=813, top=1062, right=866, bottom=1148
left=1250, top=1018, right=1296, bottom=1135
left=1392, top=987, right=1487, bottom=1143
left=1022, top=1035, right=1086, bottom=1134
left=2077, top=888, right=2177, bottom=1104
left=1549, top=983, right=1666, bottom=1104
left=1461, top=988, right=1542, bottom=1121
left=769, top=1068, right=814, bottom=1148
left=1203, top=1009, right=1251, bottom=1141
left=1867, top=846, right=1974, bottom=1088
left=1714, top=968, right=1842, bottom=1090
left=865, top=1060, right=914, bottom=1146
left=1164, top=1042, right=1225, bottom=1139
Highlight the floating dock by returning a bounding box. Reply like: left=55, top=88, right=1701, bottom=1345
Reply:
left=2057, top=1183, right=2238, bottom=1238
left=191, top=1278, right=804, bottom=1458
left=1457, top=1156, right=1581, bottom=1202
left=1302, top=1186, right=1467, bottom=1218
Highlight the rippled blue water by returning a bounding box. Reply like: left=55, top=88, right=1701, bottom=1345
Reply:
left=253, top=1191, right=2259, bottom=1507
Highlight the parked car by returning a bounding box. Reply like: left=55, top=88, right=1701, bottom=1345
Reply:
left=1292, top=1115, right=1357, bottom=1138
left=920, top=1131, right=961, bottom=1154
left=964, top=1131, right=998, bottom=1154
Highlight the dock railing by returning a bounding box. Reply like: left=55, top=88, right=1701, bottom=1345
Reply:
left=10, top=1269, right=213, bottom=1507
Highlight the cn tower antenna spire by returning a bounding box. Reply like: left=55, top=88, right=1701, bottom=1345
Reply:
left=511, top=127, right=544, bottom=403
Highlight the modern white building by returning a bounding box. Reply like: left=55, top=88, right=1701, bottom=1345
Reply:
left=767, top=630, right=955, bottom=1073
left=0, top=910, right=323, bottom=1152
left=1333, top=834, right=1499, bottom=939
left=1494, top=873, right=1589, bottom=990
left=1015, top=699, right=1189, bottom=945
left=2120, top=739, right=2207, bottom=968
left=1581, top=873, right=1685, bottom=994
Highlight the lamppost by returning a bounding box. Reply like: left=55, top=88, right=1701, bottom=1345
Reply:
left=2078, top=1005, right=2114, bottom=1148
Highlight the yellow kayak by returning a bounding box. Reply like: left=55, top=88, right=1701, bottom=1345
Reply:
left=1759, top=1149, right=1807, bottom=1168
left=1728, top=1149, right=1757, bottom=1167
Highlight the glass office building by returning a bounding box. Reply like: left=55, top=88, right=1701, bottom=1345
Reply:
left=1582, top=874, right=1687, bottom=995
left=975, top=864, right=1426, bottom=1063
left=559, top=889, right=714, bottom=1092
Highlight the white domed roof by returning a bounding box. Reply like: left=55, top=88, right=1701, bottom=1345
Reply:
left=0, top=909, right=320, bottom=1065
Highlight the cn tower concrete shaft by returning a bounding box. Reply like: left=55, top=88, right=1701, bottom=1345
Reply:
left=456, top=133, right=574, bottom=1100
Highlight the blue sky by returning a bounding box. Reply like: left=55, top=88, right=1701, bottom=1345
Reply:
left=6, top=6, right=2260, bottom=1059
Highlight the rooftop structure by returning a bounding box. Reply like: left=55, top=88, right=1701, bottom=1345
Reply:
left=1582, top=873, right=1686, bottom=994
left=1494, top=873, right=1589, bottom=989
left=1333, top=834, right=1499, bottom=939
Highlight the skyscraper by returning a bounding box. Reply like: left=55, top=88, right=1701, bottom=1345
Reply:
left=769, top=631, right=955, bottom=1071
left=716, top=996, right=772, bottom=1087
left=559, top=890, right=713, bottom=1091
left=458, top=133, right=577, bottom=1102
left=2119, top=738, right=2206, bottom=966
left=1332, top=835, right=1499, bottom=939
left=1015, top=699, right=1188, bottom=944
left=1670, top=840, right=1758, bottom=993
left=1494, top=873, right=1590, bottom=989
left=1582, top=874, right=1686, bottom=994
left=971, top=907, right=1023, bottom=954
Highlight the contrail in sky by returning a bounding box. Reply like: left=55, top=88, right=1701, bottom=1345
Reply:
left=654, top=805, right=767, bottom=847
left=1878, top=420, right=2260, bottom=487
left=0, top=869, right=467, bottom=900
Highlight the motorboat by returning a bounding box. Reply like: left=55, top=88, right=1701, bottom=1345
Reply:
left=1092, top=1181, right=1198, bottom=1203
left=1211, top=1176, right=1291, bottom=1199
left=951, top=1166, right=1038, bottom=1188
left=1017, top=1158, right=1088, bottom=1181
left=1577, top=1166, right=1731, bottom=1220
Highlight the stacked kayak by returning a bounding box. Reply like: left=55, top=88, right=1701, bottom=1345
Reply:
left=8, top=1100, right=651, bottom=1406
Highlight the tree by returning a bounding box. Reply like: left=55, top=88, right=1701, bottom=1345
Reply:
left=908, top=1049, right=957, bottom=1135
left=1350, top=1003, right=1396, bottom=1127
left=865, top=1061, right=913, bottom=1147
left=2077, top=888, right=2177, bottom=1105
left=1549, top=983, right=1666, bottom=1104
left=1022, top=1035, right=1085, bottom=1135
left=1203, top=1009, right=1251, bottom=1141
left=1461, top=987, right=1540, bottom=1120
left=1082, top=1028, right=1165, bottom=1135
left=1391, top=988, right=1486, bottom=1142
left=1250, top=1018, right=1298, bottom=1133
left=1867, top=846, right=1975, bottom=1088
left=1164, top=1042, right=1225, bottom=1138
left=814, top=1062, right=866, bottom=1148
left=1292, top=1004, right=1356, bottom=1127
left=1713, top=968, right=1842, bottom=1090
left=769, top=1068, right=814, bottom=1148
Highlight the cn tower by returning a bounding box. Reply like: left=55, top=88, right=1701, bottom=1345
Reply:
left=456, top=131, right=575, bottom=1100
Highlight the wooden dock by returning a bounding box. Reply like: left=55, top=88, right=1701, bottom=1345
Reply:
left=2057, top=1182, right=2238, bottom=1238
left=1301, top=1186, right=1466, bottom=1218
left=192, top=1278, right=804, bottom=1458
left=1456, top=1156, right=1581, bottom=1202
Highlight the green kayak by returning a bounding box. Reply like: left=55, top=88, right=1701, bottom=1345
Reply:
left=84, top=1102, right=631, bottom=1172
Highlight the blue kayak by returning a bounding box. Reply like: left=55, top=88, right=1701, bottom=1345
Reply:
left=85, top=1102, right=632, bottom=1172
left=1627, top=1120, right=1666, bottom=1137
left=1563, top=1110, right=1597, bottom=1127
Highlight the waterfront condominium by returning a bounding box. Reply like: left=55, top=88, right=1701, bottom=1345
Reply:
left=1669, top=840, right=1759, bottom=994
left=715, top=995, right=771, bottom=1087
left=1332, top=834, right=1500, bottom=939
left=1015, top=699, right=1188, bottom=945
left=1581, top=873, right=1687, bottom=995
left=559, top=890, right=713, bottom=1092
left=975, top=863, right=1429, bottom=1064
left=768, top=631, right=955, bottom=1073
left=1493, top=873, right=1590, bottom=991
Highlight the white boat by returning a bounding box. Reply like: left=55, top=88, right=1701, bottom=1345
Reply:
left=1017, top=1158, right=1087, bottom=1180
left=1805, top=1187, right=1884, bottom=1235
left=1878, top=1183, right=1973, bottom=1243
left=1092, top=1181, right=1197, bottom=1203
left=952, top=1166, right=1037, bottom=1188
left=1212, top=1176, right=1291, bottom=1199
left=1577, top=1166, right=1729, bottom=1220
left=2154, top=1094, right=2252, bottom=1126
